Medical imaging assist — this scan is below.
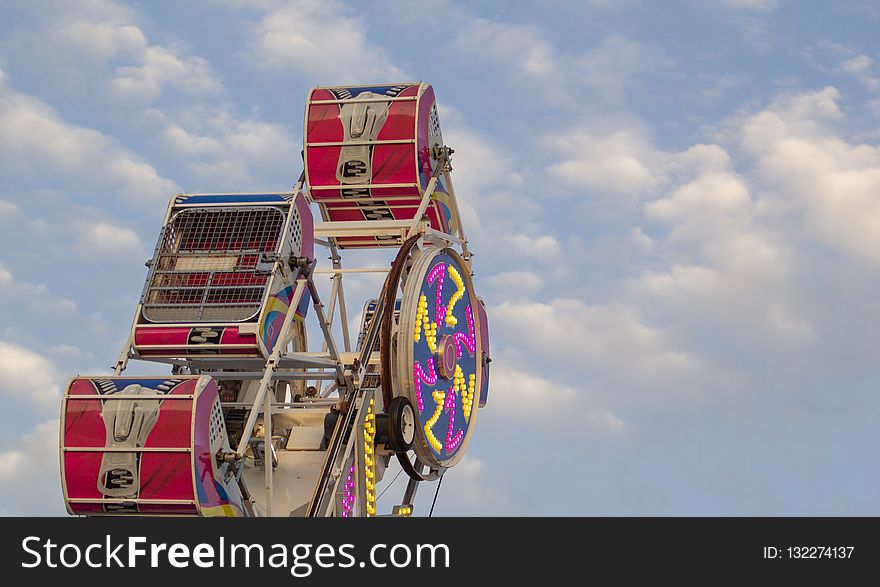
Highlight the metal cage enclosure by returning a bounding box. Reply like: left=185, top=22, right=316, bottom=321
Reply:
left=142, top=206, right=291, bottom=323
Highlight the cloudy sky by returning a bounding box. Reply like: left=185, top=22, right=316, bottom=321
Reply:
left=1, top=0, right=879, bottom=516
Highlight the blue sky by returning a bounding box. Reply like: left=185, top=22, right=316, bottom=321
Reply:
left=1, top=0, right=879, bottom=515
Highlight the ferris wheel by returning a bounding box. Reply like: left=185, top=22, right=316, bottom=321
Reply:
left=59, top=82, right=490, bottom=517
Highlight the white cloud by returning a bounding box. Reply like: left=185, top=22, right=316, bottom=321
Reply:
left=737, top=87, right=880, bottom=265
left=630, top=226, right=656, bottom=251
left=9, top=14, right=222, bottom=103
left=488, top=362, right=574, bottom=413
left=241, top=0, right=407, bottom=82
left=576, top=36, right=668, bottom=102
left=426, top=456, right=517, bottom=516
left=0, top=77, right=178, bottom=205
left=0, top=420, right=64, bottom=516
left=438, top=112, right=528, bottom=233
left=0, top=263, right=79, bottom=317
left=840, top=54, right=873, bottom=76
left=636, top=253, right=814, bottom=345
left=643, top=158, right=813, bottom=345
left=645, top=171, right=751, bottom=240
left=492, top=299, right=703, bottom=384
left=48, top=344, right=95, bottom=362
left=805, top=42, right=880, bottom=92
left=451, top=22, right=665, bottom=105
left=0, top=342, right=62, bottom=409
left=453, top=19, right=561, bottom=83
left=0, top=1, right=299, bottom=192
left=52, top=19, right=147, bottom=59
left=579, top=0, right=639, bottom=9
left=546, top=129, right=657, bottom=198
left=506, top=234, right=563, bottom=260
left=0, top=199, right=22, bottom=219
left=3, top=2, right=301, bottom=192
left=486, top=271, right=543, bottom=296
left=539, top=97, right=850, bottom=348
left=9, top=0, right=135, bottom=23
left=147, top=105, right=299, bottom=188
left=487, top=361, right=625, bottom=433
left=440, top=107, right=525, bottom=193
left=72, top=221, right=146, bottom=259
left=721, top=0, right=779, bottom=11
left=543, top=127, right=731, bottom=202
left=111, top=46, right=220, bottom=101
left=0, top=450, right=25, bottom=479
left=0, top=195, right=152, bottom=293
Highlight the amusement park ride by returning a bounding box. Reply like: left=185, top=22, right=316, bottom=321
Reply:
left=59, top=83, right=491, bottom=517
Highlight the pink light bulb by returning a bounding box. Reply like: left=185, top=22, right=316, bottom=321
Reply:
left=413, top=358, right=437, bottom=411
left=453, top=305, right=476, bottom=356
left=444, top=387, right=465, bottom=452
left=428, top=263, right=447, bottom=327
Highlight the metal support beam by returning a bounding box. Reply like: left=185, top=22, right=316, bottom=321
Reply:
left=234, top=278, right=308, bottom=460
left=305, top=270, right=348, bottom=388
left=329, top=242, right=352, bottom=353
left=314, top=267, right=390, bottom=274
left=406, top=176, right=439, bottom=239
left=264, top=376, right=273, bottom=516
left=203, top=371, right=338, bottom=381
left=313, top=219, right=413, bottom=239
left=403, top=475, right=420, bottom=505
left=441, top=166, right=472, bottom=263
left=321, top=269, right=341, bottom=354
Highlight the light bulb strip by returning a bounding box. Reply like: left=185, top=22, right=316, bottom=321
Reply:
left=414, top=293, right=438, bottom=353
left=363, top=398, right=376, bottom=516
left=428, top=263, right=447, bottom=327
left=453, top=304, right=476, bottom=357
left=414, top=294, right=428, bottom=343
left=342, top=464, right=355, bottom=517
left=445, top=265, right=465, bottom=327
left=413, top=358, right=437, bottom=412
left=463, top=372, right=475, bottom=421
left=444, top=388, right=464, bottom=451
left=424, top=388, right=446, bottom=452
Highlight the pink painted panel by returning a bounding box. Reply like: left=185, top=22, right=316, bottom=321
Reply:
left=304, top=83, right=455, bottom=247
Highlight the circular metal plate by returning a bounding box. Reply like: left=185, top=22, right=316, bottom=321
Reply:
left=395, top=247, right=484, bottom=469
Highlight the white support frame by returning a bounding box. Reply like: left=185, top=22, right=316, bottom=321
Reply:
left=100, top=126, right=472, bottom=517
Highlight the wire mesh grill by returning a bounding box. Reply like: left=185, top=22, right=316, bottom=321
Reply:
left=143, top=207, right=286, bottom=323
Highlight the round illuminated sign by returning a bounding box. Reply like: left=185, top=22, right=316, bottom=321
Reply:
left=395, top=247, right=484, bottom=469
